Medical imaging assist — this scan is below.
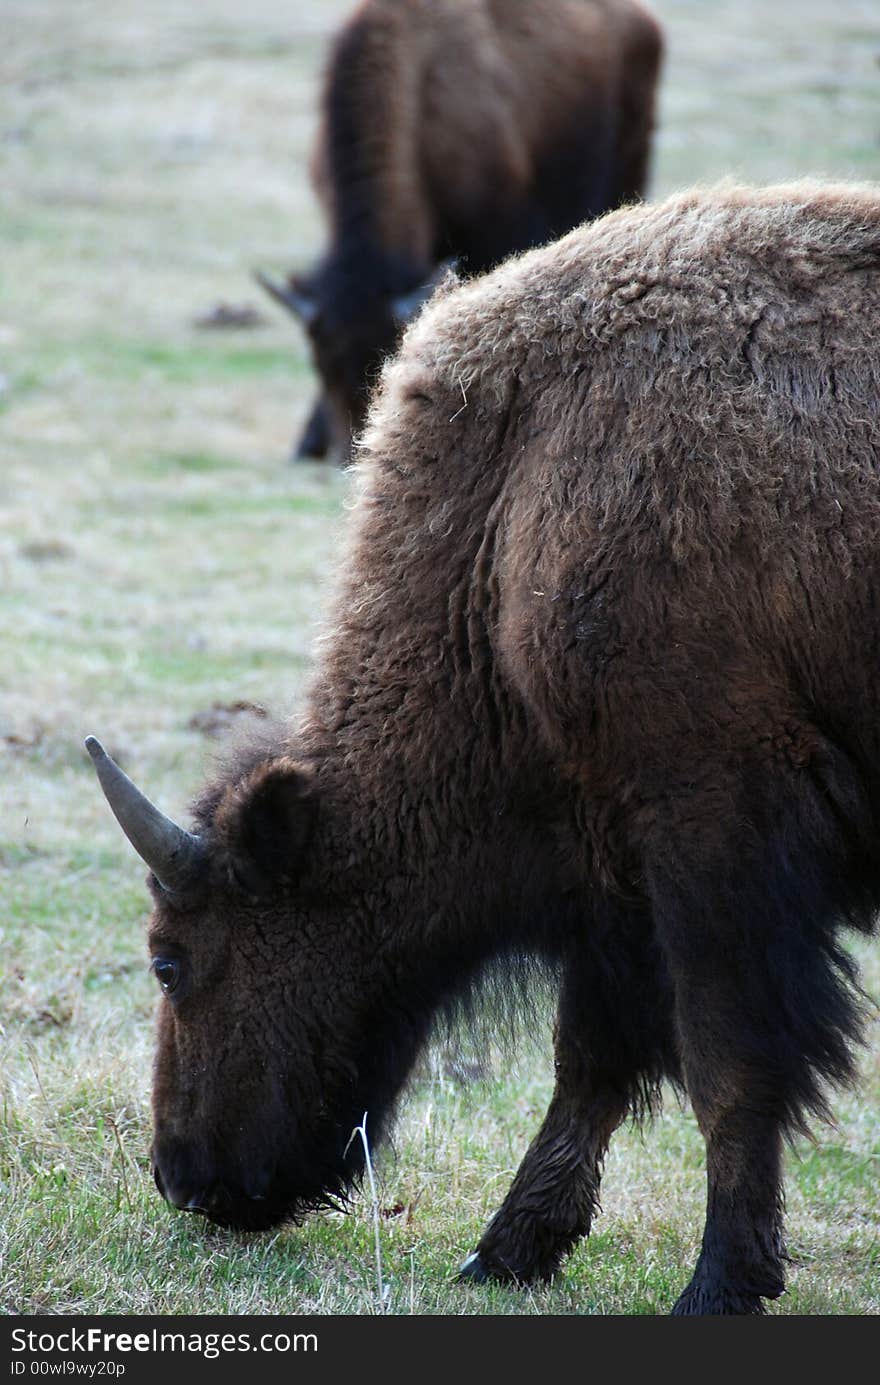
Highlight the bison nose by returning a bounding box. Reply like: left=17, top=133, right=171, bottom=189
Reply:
left=152, top=1148, right=220, bottom=1215
left=152, top=1144, right=274, bottom=1226
left=242, top=1165, right=273, bottom=1202
left=183, top=1193, right=213, bottom=1216
left=159, top=1176, right=221, bottom=1217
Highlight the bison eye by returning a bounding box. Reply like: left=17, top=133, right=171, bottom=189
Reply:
left=151, top=957, right=180, bottom=995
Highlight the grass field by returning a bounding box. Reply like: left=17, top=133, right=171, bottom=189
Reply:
left=1, top=0, right=879, bottom=1316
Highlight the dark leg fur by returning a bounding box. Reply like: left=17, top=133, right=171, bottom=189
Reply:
left=292, top=395, right=330, bottom=461
left=647, top=758, right=874, bottom=1314
left=654, top=945, right=793, bottom=1315
left=671, top=1111, right=785, bottom=1316
left=461, top=901, right=676, bottom=1285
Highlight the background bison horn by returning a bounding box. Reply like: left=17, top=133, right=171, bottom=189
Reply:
left=391, top=259, right=458, bottom=325
left=84, top=736, right=206, bottom=893
left=253, top=269, right=319, bottom=326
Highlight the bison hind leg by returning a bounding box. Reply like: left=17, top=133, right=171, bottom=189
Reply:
left=648, top=749, right=878, bottom=1314
left=672, top=1281, right=772, bottom=1317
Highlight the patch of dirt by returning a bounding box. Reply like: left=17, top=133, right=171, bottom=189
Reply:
left=187, top=699, right=269, bottom=738
left=192, top=302, right=269, bottom=330
left=2, top=722, right=46, bottom=752
left=18, top=540, right=75, bottom=562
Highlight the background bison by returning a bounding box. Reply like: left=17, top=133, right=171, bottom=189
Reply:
left=91, top=182, right=880, bottom=1314
left=259, top=0, right=663, bottom=460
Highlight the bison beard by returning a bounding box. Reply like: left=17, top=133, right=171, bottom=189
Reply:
left=91, top=180, right=880, bottom=1314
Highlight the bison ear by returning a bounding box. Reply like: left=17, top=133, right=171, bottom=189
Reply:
left=214, top=758, right=317, bottom=895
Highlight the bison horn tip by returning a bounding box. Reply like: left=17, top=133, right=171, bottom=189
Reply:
left=84, top=733, right=206, bottom=893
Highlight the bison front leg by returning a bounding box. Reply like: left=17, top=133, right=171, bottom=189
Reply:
left=460, top=907, right=675, bottom=1285
left=292, top=394, right=330, bottom=461
left=458, top=1056, right=626, bottom=1285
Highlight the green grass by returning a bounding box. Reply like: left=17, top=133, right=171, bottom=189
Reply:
left=1, top=0, right=879, bottom=1318
left=5, top=338, right=308, bottom=393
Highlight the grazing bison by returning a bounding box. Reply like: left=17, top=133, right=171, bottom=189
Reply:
left=89, top=180, right=880, bottom=1314
left=259, top=0, right=663, bottom=461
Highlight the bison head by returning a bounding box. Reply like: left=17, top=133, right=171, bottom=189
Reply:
left=86, top=737, right=413, bottom=1231
left=256, top=260, right=452, bottom=461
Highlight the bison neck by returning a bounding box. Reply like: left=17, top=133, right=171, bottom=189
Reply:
left=293, top=445, right=575, bottom=1143
left=293, top=738, right=568, bottom=1160
left=289, top=350, right=591, bottom=1152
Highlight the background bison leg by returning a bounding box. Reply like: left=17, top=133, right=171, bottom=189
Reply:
left=292, top=394, right=330, bottom=461
left=460, top=902, right=676, bottom=1285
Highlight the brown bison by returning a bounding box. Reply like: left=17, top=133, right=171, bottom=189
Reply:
left=259, top=0, right=663, bottom=461
left=89, top=180, right=880, bottom=1314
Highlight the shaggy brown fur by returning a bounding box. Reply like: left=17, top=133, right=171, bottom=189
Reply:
left=271, top=0, right=662, bottom=459
left=106, top=181, right=880, bottom=1315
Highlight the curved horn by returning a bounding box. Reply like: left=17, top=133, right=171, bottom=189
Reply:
left=391, top=258, right=458, bottom=326
left=85, top=736, right=206, bottom=893
left=253, top=269, right=319, bottom=326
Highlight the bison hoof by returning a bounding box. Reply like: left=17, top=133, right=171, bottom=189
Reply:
left=457, top=1249, right=544, bottom=1285
left=457, top=1251, right=488, bottom=1284
left=671, top=1284, right=767, bottom=1316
